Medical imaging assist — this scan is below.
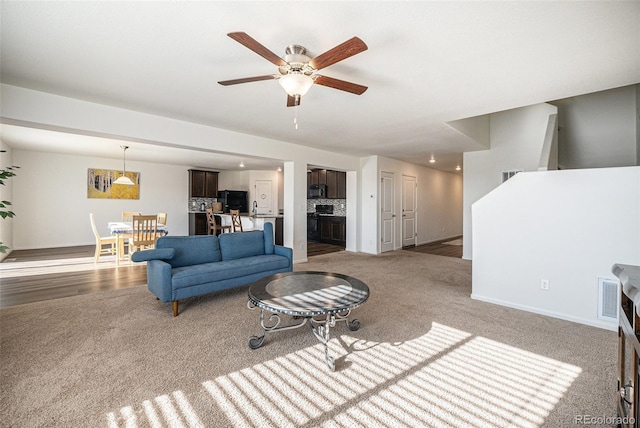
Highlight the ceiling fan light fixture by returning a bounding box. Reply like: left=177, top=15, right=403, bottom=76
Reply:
left=279, top=73, right=313, bottom=97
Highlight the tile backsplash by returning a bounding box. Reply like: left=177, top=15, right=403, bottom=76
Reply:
left=307, top=199, right=347, bottom=216
left=189, top=198, right=217, bottom=211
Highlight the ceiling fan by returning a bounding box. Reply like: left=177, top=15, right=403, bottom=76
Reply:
left=218, top=32, right=368, bottom=107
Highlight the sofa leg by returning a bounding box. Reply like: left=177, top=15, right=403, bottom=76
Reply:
left=173, top=300, right=179, bottom=317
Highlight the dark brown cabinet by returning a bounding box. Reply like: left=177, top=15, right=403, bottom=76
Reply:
left=337, top=171, right=346, bottom=198
left=189, top=169, right=218, bottom=198
left=275, top=217, right=283, bottom=246
left=308, top=169, right=346, bottom=199
left=319, top=216, right=346, bottom=246
left=326, top=170, right=338, bottom=198
left=189, top=213, right=208, bottom=235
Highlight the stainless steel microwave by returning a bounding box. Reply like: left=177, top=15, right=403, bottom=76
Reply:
left=308, top=184, right=327, bottom=199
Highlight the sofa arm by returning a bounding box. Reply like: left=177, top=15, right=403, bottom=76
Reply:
left=131, top=248, right=175, bottom=263
left=274, top=245, right=293, bottom=271
left=146, top=259, right=173, bottom=302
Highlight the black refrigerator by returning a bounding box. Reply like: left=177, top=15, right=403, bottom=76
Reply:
left=217, top=190, right=248, bottom=213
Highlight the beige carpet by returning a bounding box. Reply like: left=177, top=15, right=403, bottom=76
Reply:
left=1, top=250, right=616, bottom=427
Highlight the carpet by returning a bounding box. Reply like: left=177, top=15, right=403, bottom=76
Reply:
left=0, top=250, right=616, bottom=427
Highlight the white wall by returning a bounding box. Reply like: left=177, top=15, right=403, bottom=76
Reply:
left=471, top=167, right=640, bottom=330
left=12, top=150, right=188, bottom=249
left=357, top=155, right=463, bottom=254
left=0, top=142, right=14, bottom=259
left=1, top=84, right=364, bottom=262
left=463, top=103, right=558, bottom=259
left=378, top=156, right=463, bottom=248
left=218, top=171, right=250, bottom=192
left=557, top=84, right=638, bottom=169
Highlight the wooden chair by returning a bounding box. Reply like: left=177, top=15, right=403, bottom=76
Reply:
left=157, top=212, right=167, bottom=225
left=130, top=214, right=159, bottom=253
left=89, top=213, right=117, bottom=263
left=122, top=211, right=142, bottom=223
left=230, top=209, right=243, bottom=232
left=206, top=208, right=230, bottom=236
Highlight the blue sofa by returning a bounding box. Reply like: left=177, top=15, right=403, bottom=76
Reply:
left=131, top=222, right=292, bottom=316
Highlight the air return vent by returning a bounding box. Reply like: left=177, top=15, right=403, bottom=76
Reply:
left=501, top=169, right=523, bottom=183
left=597, top=277, right=619, bottom=321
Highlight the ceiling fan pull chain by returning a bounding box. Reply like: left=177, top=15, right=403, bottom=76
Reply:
left=293, top=105, right=299, bottom=130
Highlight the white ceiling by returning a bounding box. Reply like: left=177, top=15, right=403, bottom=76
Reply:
left=1, top=1, right=639, bottom=173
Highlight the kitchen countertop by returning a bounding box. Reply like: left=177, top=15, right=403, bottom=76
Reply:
left=189, top=211, right=283, bottom=218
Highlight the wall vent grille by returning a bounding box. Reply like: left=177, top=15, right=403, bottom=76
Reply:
left=597, top=277, right=619, bottom=321
left=501, top=169, right=523, bottom=183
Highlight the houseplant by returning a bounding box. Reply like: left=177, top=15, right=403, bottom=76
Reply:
left=0, top=150, right=19, bottom=253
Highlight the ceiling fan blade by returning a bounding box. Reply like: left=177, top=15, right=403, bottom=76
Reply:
left=218, top=75, right=278, bottom=86
left=227, top=32, right=286, bottom=67
left=314, top=75, right=368, bottom=95
left=287, top=95, right=301, bottom=107
left=309, top=37, right=368, bottom=70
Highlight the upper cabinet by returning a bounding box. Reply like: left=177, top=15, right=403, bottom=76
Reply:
left=307, top=168, right=346, bottom=199
left=189, top=169, right=218, bottom=198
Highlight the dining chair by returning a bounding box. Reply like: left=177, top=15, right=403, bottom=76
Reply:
left=130, top=214, right=159, bottom=254
left=205, top=208, right=230, bottom=236
left=230, top=209, right=243, bottom=232
left=122, top=211, right=142, bottom=223
left=89, top=213, right=118, bottom=263
left=157, top=212, right=167, bottom=225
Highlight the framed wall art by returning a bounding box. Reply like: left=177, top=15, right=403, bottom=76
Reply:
left=87, top=169, right=140, bottom=199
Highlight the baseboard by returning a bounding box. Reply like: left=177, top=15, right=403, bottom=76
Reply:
left=470, top=293, right=617, bottom=332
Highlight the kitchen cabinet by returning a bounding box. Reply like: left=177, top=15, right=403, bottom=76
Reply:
left=189, top=170, right=218, bottom=198
left=308, top=169, right=346, bottom=199
left=275, top=217, right=283, bottom=246
left=337, top=171, right=346, bottom=198
left=319, top=216, right=346, bottom=246
left=189, top=212, right=208, bottom=235
left=326, top=170, right=338, bottom=198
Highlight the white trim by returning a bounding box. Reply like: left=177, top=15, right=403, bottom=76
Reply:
left=470, top=293, right=617, bottom=331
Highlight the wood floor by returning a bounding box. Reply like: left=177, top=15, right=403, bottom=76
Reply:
left=402, top=236, right=463, bottom=258
left=0, top=245, right=147, bottom=309
left=307, top=241, right=345, bottom=257
left=1, top=238, right=462, bottom=309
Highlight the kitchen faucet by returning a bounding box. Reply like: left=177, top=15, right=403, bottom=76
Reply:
left=252, top=200, right=258, bottom=216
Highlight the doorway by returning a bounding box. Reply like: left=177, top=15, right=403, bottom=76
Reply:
left=402, top=175, right=417, bottom=247
left=380, top=171, right=395, bottom=252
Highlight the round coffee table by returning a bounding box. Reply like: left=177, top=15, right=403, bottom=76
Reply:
left=247, top=271, right=370, bottom=371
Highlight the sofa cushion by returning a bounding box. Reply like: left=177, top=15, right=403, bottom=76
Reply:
left=131, top=247, right=175, bottom=262
left=171, top=255, right=290, bottom=290
left=219, top=230, right=265, bottom=260
left=263, top=222, right=275, bottom=255
left=156, top=235, right=221, bottom=268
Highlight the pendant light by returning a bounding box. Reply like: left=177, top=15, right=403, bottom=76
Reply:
left=113, top=145, right=135, bottom=185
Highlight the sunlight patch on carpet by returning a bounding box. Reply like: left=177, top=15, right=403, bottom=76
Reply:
left=200, top=323, right=581, bottom=427
left=105, top=323, right=581, bottom=427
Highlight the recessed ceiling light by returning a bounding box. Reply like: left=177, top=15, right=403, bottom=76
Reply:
left=456, top=165, right=461, bottom=171
left=429, top=156, right=436, bottom=163
left=239, top=161, right=245, bottom=168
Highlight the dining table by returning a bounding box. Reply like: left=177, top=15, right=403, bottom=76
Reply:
left=107, top=222, right=168, bottom=266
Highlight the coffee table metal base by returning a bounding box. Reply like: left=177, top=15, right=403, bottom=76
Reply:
left=247, top=302, right=360, bottom=371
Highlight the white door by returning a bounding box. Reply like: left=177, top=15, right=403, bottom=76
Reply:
left=254, top=180, right=273, bottom=215
left=402, top=175, right=417, bottom=247
left=380, top=171, right=395, bottom=252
